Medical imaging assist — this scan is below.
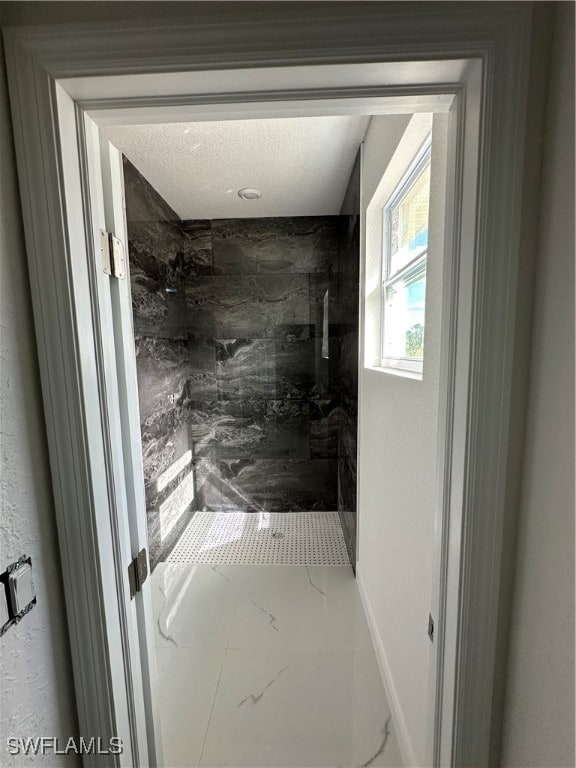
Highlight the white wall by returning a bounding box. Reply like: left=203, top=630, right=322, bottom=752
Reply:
left=501, top=4, right=575, bottom=766
left=0, top=21, right=79, bottom=766
left=357, top=113, right=447, bottom=767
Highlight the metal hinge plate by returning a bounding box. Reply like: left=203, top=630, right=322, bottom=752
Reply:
left=128, top=548, right=148, bottom=599
left=100, top=230, right=112, bottom=275
left=100, top=230, right=126, bottom=279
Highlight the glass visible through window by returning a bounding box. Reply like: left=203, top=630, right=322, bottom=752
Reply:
left=382, top=139, right=431, bottom=373
left=389, top=163, right=430, bottom=276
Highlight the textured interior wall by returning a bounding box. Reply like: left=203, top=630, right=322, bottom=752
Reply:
left=0, top=22, right=79, bottom=767
left=357, top=113, right=447, bottom=766
left=501, top=5, right=575, bottom=766
left=123, top=160, right=352, bottom=568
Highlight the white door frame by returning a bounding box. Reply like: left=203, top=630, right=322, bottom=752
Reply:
left=4, top=5, right=533, bottom=766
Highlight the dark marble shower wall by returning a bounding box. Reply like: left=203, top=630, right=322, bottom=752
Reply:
left=336, top=151, right=361, bottom=565
left=123, top=158, right=363, bottom=567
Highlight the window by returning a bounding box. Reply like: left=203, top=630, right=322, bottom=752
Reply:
left=381, top=138, right=431, bottom=375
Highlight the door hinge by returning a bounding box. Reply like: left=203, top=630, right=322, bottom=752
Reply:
left=100, top=230, right=126, bottom=279
left=128, top=548, right=148, bottom=599
left=428, top=613, right=435, bottom=643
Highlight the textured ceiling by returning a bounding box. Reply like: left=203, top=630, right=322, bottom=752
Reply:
left=102, top=116, right=371, bottom=219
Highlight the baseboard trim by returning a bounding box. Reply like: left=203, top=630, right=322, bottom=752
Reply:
left=356, top=565, right=418, bottom=768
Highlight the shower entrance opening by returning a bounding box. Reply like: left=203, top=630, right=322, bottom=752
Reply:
left=115, top=124, right=364, bottom=572
left=101, top=111, right=437, bottom=767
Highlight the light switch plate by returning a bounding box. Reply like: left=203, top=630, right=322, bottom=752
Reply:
left=8, top=563, right=35, bottom=614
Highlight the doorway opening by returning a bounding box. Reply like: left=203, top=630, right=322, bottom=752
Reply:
left=99, top=106, right=448, bottom=767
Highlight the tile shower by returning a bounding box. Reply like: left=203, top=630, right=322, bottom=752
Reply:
left=124, top=157, right=359, bottom=569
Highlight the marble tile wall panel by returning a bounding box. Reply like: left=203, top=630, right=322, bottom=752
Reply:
left=213, top=399, right=310, bottom=460
left=337, top=230, right=361, bottom=334
left=274, top=338, right=317, bottom=399
left=338, top=407, right=358, bottom=511
left=124, top=157, right=351, bottom=554
left=308, top=273, right=327, bottom=323
left=149, top=490, right=195, bottom=569
left=215, top=339, right=276, bottom=400
left=313, top=337, right=332, bottom=396
left=135, top=334, right=217, bottom=421
left=194, top=458, right=223, bottom=512
left=147, top=511, right=162, bottom=568
left=185, top=274, right=309, bottom=338
left=332, top=208, right=360, bottom=564
left=140, top=408, right=191, bottom=495
left=185, top=400, right=221, bottom=461
left=135, top=336, right=191, bottom=423
left=182, top=399, right=310, bottom=462
left=337, top=332, right=359, bottom=400
left=338, top=506, right=357, bottom=566
left=128, top=219, right=213, bottom=283
left=267, top=324, right=312, bottom=342
left=219, top=459, right=337, bottom=512
left=339, top=219, right=360, bottom=281
left=308, top=273, right=330, bottom=341
left=327, top=338, right=342, bottom=393
left=184, top=333, right=218, bottom=400
left=128, top=217, right=213, bottom=338
left=123, top=156, right=180, bottom=222
left=212, top=217, right=338, bottom=274
left=158, top=470, right=196, bottom=541
left=310, top=398, right=340, bottom=459
left=140, top=409, right=194, bottom=568
left=340, top=149, right=361, bottom=217
left=128, top=219, right=184, bottom=277
left=180, top=220, right=213, bottom=276
left=308, top=272, right=340, bottom=399
left=130, top=261, right=187, bottom=339
left=334, top=151, right=360, bottom=566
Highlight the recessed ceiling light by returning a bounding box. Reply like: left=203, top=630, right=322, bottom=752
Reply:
left=238, top=188, right=262, bottom=201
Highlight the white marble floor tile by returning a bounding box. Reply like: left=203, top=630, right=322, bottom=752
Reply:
left=224, top=565, right=374, bottom=652
left=156, top=646, right=225, bottom=768
left=154, top=563, right=372, bottom=652
left=152, top=562, right=238, bottom=649
left=199, top=648, right=402, bottom=768
left=152, top=564, right=404, bottom=768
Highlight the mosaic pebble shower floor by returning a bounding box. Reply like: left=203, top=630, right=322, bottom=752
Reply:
left=166, top=511, right=350, bottom=566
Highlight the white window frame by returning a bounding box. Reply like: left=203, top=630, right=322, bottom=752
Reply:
left=381, top=138, right=432, bottom=375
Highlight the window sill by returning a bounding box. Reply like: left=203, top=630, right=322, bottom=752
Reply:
left=365, top=364, right=423, bottom=381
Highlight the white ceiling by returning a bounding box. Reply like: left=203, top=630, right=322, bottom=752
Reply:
left=102, top=116, right=371, bottom=219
